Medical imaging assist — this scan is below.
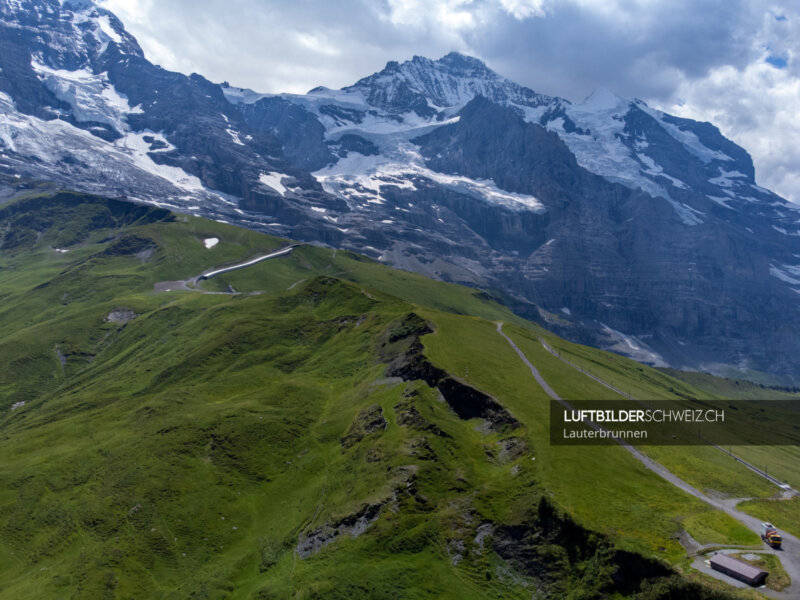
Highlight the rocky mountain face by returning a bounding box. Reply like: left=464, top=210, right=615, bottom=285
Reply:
left=2, top=0, right=800, bottom=378
left=0, top=0, right=321, bottom=222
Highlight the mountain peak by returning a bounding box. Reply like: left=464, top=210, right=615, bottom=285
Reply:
left=437, top=51, right=488, bottom=70
left=1, top=0, right=96, bottom=15
left=0, top=0, right=143, bottom=63
left=401, top=52, right=491, bottom=76
left=376, top=52, right=490, bottom=77
left=344, top=52, right=553, bottom=114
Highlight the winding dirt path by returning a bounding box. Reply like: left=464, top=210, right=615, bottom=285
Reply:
left=496, top=322, right=560, bottom=400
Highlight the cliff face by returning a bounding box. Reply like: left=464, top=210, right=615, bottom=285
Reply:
left=410, top=97, right=800, bottom=374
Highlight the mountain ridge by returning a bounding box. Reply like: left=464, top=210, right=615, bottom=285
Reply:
left=1, top=0, right=800, bottom=379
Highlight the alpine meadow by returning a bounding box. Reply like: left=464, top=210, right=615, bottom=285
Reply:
left=0, top=1, right=799, bottom=598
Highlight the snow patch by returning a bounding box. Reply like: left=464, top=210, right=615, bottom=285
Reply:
left=770, top=264, right=800, bottom=285
left=313, top=142, right=543, bottom=212
left=541, top=92, right=732, bottom=225
left=0, top=91, right=226, bottom=205
left=636, top=103, right=733, bottom=164
left=259, top=172, right=288, bottom=196
left=115, top=133, right=205, bottom=192
left=709, top=168, right=747, bottom=188
left=513, top=103, right=548, bottom=124
left=555, top=95, right=655, bottom=193
left=226, top=128, right=245, bottom=146
left=707, top=195, right=735, bottom=209
left=668, top=200, right=704, bottom=226
left=772, top=225, right=800, bottom=236
left=96, top=15, right=122, bottom=44
left=31, top=59, right=136, bottom=132
left=550, top=95, right=701, bottom=224
left=636, top=152, right=688, bottom=189
left=145, top=131, right=174, bottom=152
left=599, top=322, right=667, bottom=367
left=222, top=86, right=273, bottom=105
left=581, top=87, right=626, bottom=112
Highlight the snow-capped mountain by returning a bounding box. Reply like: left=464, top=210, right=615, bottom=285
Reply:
left=2, top=0, right=800, bottom=378
left=225, top=50, right=785, bottom=233
left=0, top=0, right=317, bottom=221
left=342, top=52, right=559, bottom=116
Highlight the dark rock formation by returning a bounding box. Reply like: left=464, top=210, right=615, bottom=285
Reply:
left=296, top=502, right=384, bottom=559
left=341, top=405, right=387, bottom=449
left=382, top=313, right=519, bottom=430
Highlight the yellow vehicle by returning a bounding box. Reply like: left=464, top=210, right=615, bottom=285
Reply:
left=760, top=522, right=783, bottom=549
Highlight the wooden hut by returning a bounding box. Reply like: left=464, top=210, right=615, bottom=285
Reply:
left=709, top=553, right=768, bottom=586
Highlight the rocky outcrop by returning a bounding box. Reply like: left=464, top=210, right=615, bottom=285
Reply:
left=495, top=437, right=529, bottom=463
left=394, top=390, right=450, bottom=438
left=296, top=502, right=384, bottom=559
left=105, top=309, right=138, bottom=324
left=381, top=314, right=519, bottom=431
left=490, top=496, right=712, bottom=598
left=436, top=377, right=518, bottom=428
left=340, top=405, right=387, bottom=449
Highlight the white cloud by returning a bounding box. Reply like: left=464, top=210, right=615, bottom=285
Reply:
left=386, top=0, right=479, bottom=30
left=653, top=5, right=800, bottom=202
left=662, top=61, right=800, bottom=202
left=294, top=32, right=342, bottom=57
left=498, top=0, right=547, bottom=19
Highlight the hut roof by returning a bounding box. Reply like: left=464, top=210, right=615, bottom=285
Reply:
left=710, top=553, right=767, bottom=584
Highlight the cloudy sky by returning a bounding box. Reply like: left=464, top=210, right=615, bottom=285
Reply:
left=99, top=0, right=799, bottom=202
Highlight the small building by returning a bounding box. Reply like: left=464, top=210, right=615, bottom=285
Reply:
left=709, top=553, right=768, bottom=586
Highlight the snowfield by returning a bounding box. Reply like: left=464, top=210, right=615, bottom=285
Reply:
left=314, top=141, right=544, bottom=212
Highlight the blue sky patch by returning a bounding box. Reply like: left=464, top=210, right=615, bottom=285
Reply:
left=766, top=55, right=788, bottom=69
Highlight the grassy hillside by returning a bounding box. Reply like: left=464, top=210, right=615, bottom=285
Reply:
left=0, top=192, right=789, bottom=599
left=737, top=497, right=800, bottom=539
left=659, top=368, right=800, bottom=401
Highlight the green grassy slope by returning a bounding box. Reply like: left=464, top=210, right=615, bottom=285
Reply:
left=659, top=368, right=800, bottom=401
left=737, top=497, right=800, bottom=539
left=0, top=192, right=789, bottom=599
left=421, top=319, right=761, bottom=552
